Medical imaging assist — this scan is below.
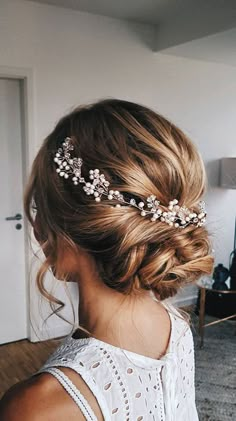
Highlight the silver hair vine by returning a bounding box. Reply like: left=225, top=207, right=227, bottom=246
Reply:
left=54, top=137, right=207, bottom=229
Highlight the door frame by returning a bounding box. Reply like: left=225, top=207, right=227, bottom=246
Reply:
left=0, top=66, right=35, bottom=341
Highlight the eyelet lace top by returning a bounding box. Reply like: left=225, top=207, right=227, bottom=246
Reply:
left=38, top=301, right=198, bottom=421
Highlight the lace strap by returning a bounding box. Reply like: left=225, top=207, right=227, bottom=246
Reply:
left=42, top=367, right=98, bottom=421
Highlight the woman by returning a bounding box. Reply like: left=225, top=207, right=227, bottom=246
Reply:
left=0, top=99, right=213, bottom=420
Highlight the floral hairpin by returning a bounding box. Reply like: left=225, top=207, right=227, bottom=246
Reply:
left=53, top=137, right=206, bottom=228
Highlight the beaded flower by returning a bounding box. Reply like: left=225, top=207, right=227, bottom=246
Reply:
left=53, top=137, right=206, bottom=228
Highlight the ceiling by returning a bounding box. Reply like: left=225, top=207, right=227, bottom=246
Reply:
left=27, top=0, right=236, bottom=63
left=26, top=0, right=236, bottom=26
left=164, top=27, right=236, bottom=67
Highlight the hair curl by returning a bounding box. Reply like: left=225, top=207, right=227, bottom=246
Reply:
left=24, top=99, right=214, bottom=310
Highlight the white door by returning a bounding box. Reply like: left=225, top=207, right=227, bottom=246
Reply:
left=0, top=78, right=27, bottom=344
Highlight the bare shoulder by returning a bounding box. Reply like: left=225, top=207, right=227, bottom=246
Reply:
left=0, top=372, right=86, bottom=421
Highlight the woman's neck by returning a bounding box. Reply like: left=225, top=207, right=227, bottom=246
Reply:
left=72, top=250, right=171, bottom=359
left=77, top=273, right=152, bottom=339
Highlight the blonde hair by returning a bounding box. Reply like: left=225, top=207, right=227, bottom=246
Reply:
left=24, top=99, right=213, bottom=312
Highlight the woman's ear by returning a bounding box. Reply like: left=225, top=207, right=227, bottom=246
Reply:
left=54, top=241, right=80, bottom=281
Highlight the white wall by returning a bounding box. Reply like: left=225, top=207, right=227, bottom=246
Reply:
left=0, top=0, right=235, bottom=339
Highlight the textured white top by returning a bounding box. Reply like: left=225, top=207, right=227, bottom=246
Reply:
left=39, top=301, right=199, bottom=421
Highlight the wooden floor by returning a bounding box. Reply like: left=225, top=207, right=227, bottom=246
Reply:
left=0, top=338, right=61, bottom=398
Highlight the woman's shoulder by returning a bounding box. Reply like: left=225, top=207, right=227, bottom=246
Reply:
left=0, top=372, right=85, bottom=421
left=0, top=374, right=59, bottom=421
left=164, top=301, right=194, bottom=347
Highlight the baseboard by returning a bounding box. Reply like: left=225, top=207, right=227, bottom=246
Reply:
left=172, top=294, right=198, bottom=308
left=30, top=324, right=73, bottom=343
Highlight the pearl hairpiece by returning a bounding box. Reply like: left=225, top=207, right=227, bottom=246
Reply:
left=53, top=137, right=206, bottom=228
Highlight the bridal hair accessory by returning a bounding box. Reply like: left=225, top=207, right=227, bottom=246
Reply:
left=54, top=137, right=207, bottom=228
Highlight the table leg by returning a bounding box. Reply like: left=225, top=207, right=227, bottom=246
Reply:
left=199, top=287, right=206, bottom=348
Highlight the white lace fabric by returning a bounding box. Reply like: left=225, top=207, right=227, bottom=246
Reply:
left=38, top=302, right=199, bottom=421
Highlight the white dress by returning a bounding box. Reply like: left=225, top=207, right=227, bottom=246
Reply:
left=38, top=301, right=199, bottom=421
